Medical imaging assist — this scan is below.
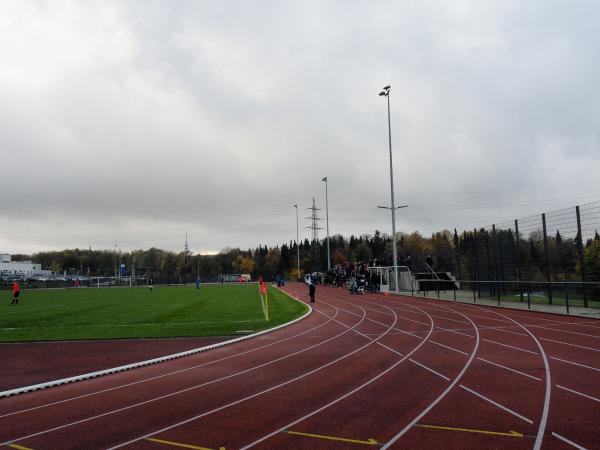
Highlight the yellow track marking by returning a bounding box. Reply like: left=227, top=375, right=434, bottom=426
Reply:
left=146, top=437, right=225, bottom=450
left=286, top=430, right=379, bottom=445
left=416, top=424, right=524, bottom=438
left=7, top=444, right=35, bottom=450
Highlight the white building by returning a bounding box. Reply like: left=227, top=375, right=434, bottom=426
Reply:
left=0, top=253, right=50, bottom=277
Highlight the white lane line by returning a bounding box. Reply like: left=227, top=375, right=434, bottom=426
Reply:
left=473, top=305, right=551, bottom=450
left=2, top=305, right=369, bottom=446
left=112, top=303, right=405, bottom=450
left=0, top=305, right=341, bottom=419
left=556, top=385, right=600, bottom=403
left=429, top=340, right=469, bottom=356
left=333, top=296, right=430, bottom=327
left=460, top=313, right=512, bottom=324
left=480, top=325, right=529, bottom=337
left=550, top=356, right=600, bottom=373
left=540, top=337, right=600, bottom=352
left=482, top=338, right=538, bottom=355
left=328, top=315, right=405, bottom=358
left=437, top=326, right=473, bottom=338
left=409, top=358, right=450, bottom=381
left=429, top=314, right=470, bottom=325
left=477, top=357, right=542, bottom=381
left=552, top=432, right=589, bottom=450
left=238, top=306, right=436, bottom=450
left=380, top=304, right=480, bottom=450
left=459, top=385, right=533, bottom=424
left=528, top=325, right=600, bottom=340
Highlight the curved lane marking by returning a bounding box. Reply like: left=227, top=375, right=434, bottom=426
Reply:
left=1, top=300, right=336, bottom=418
left=2, top=303, right=369, bottom=446
left=107, top=303, right=401, bottom=450
left=379, top=301, right=480, bottom=450
left=0, top=288, right=314, bottom=399
left=465, top=302, right=552, bottom=450
left=238, top=303, right=434, bottom=449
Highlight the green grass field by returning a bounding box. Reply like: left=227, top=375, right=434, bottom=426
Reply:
left=0, top=284, right=307, bottom=342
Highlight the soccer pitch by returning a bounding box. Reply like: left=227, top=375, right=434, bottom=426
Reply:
left=0, top=284, right=307, bottom=342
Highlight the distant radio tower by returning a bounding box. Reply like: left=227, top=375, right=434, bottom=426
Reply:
left=305, top=197, right=323, bottom=264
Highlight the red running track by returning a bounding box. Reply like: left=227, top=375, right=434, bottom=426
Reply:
left=1, top=283, right=599, bottom=449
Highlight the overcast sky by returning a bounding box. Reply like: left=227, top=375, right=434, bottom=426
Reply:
left=1, top=0, right=599, bottom=255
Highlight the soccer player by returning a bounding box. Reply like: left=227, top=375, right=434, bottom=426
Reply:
left=195, top=276, right=201, bottom=290
left=10, top=281, right=21, bottom=305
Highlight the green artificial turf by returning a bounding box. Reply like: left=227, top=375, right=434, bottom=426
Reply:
left=0, top=284, right=307, bottom=342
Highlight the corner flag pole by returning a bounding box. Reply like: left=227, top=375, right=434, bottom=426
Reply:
left=265, top=288, right=269, bottom=322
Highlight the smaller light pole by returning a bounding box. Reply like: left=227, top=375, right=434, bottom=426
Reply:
left=294, top=204, right=300, bottom=279
left=114, top=244, right=117, bottom=281
left=322, top=177, right=331, bottom=271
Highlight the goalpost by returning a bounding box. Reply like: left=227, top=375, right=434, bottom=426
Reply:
left=88, top=276, right=132, bottom=288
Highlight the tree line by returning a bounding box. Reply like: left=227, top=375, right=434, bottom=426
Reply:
left=13, top=227, right=600, bottom=282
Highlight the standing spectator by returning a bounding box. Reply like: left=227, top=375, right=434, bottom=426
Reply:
left=308, top=274, right=316, bottom=303
left=10, top=281, right=21, bottom=305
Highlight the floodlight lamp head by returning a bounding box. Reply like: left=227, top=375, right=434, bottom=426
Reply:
left=379, top=91, right=386, bottom=96
left=383, top=85, right=390, bottom=91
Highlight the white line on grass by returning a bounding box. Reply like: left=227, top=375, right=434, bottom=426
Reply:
left=257, top=290, right=267, bottom=321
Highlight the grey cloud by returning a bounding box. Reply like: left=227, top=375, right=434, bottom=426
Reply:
left=1, top=0, right=599, bottom=254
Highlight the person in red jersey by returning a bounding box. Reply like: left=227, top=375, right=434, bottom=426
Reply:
left=10, top=281, right=21, bottom=305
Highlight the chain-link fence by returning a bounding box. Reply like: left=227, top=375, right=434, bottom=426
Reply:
left=454, top=201, right=600, bottom=309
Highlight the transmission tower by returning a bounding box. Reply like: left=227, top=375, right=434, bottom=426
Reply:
left=184, top=232, right=190, bottom=263
left=305, top=197, right=323, bottom=265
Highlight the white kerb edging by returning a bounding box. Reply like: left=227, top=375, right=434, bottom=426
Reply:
left=0, top=289, right=311, bottom=398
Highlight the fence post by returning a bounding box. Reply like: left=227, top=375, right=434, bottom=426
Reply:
left=564, top=283, right=570, bottom=315
left=492, top=225, right=501, bottom=303
left=515, top=219, right=523, bottom=302
left=486, top=230, right=493, bottom=297
left=498, top=228, right=506, bottom=295
left=576, top=205, right=588, bottom=307
left=474, top=229, right=481, bottom=298
left=541, top=213, right=553, bottom=304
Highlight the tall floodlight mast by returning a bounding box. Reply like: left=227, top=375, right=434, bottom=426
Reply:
left=378, top=85, right=408, bottom=292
